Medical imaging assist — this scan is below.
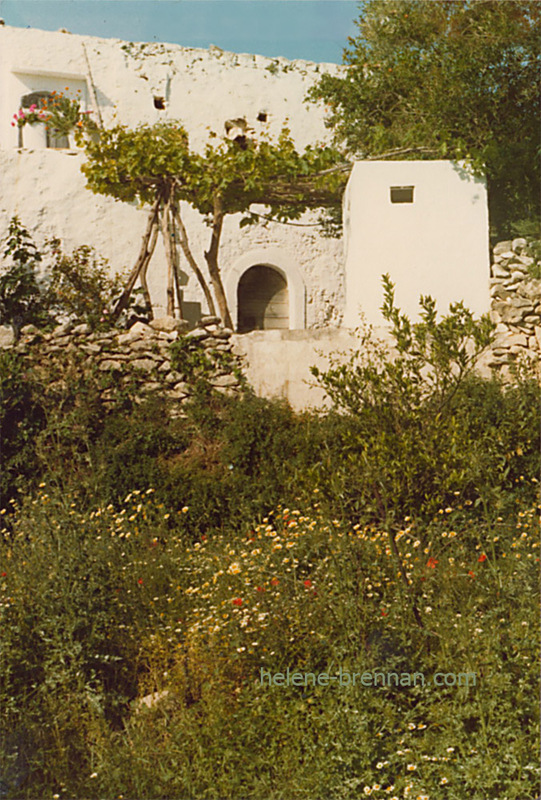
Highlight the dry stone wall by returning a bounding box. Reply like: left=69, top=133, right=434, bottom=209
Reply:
left=2, top=238, right=539, bottom=413
left=5, top=315, right=244, bottom=416
left=489, top=238, right=541, bottom=369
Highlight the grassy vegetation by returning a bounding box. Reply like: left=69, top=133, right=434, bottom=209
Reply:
left=0, top=289, right=539, bottom=799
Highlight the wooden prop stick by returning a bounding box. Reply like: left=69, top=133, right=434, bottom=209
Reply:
left=139, top=220, right=159, bottom=319
left=160, top=192, right=176, bottom=317
left=112, top=196, right=161, bottom=321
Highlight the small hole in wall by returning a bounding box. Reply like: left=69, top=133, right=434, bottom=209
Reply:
left=257, top=111, right=268, bottom=122
left=154, top=96, right=166, bottom=110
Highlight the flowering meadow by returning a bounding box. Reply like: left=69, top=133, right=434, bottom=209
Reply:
left=0, top=296, right=540, bottom=798
left=0, top=477, right=539, bottom=798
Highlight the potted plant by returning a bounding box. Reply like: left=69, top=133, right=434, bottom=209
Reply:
left=12, top=89, right=98, bottom=149
left=45, top=90, right=83, bottom=147
left=11, top=104, right=49, bottom=148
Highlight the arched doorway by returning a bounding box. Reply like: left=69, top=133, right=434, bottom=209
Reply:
left=237, top=265, right=289, bottom=332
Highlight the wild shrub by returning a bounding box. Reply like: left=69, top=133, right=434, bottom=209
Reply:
left=47, top=241, right=130, bottom=329
left=0, top=350, right=46, bottom=507
left=0, top=217, right=53, bottom=335
left=87, top=390, right=326, bottom=535
left=0, top=346, right=140, bottom=508
left=310, top=277, right=539, bottom=524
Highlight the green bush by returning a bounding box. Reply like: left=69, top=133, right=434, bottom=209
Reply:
left=0, top=350, right=46, bottom=507
left=310, top=277, right=539, bottom=524
left=47, top=241, right=129, bottom=329
left=0, top=346, right=139, bottom=508
left=0, top=217, right=53, bottom=335
left=89, top=390, right=324, bottom=536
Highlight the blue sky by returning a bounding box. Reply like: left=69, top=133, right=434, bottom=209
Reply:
left=0, top=1, right=359, bottom=63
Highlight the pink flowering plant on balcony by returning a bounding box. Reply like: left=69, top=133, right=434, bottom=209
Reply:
left=11, top=104, right=48, bottom=128
left=11, top=88, right=97, bottom=139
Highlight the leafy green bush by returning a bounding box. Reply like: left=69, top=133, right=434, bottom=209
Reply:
left=89, top=391, right=323, bottom=536
left=47, top=241, right=129, bottom=329
left=0, top=350, right=46, bottom=507
left=0, top=217, right=53, bottom=335
left=0, top=215, right=147, bottom=334
left=309, top=277, right=537, bottom=524
left=0, top=346, right=139, bottom=508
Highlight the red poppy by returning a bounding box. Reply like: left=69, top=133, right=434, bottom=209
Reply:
left=381, top=610, right=388, bottom=617
left=427, top=557, right=439, bottom=569
left=256, top=586, right=265, bottom=593
left=232, top=597, right=243, bottom=606
left=304, top=579, right=313, bottom=589
left=138, top=578, right=144, bottom=585
left=1, top=572, right=6, bottom=577
left=468, top=571, right=475, bottom=578
left=271, top=578, right=279, bottom=586
left=478, top=553, right=487, bottom=562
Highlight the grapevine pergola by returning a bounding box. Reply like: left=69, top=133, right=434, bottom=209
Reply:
left=80, top=122, right=348, bottom=328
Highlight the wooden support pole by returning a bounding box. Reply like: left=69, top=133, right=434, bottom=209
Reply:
left=139, top=221, right=159, bottom=319
left=112, top=195, right=161, bottom=321
left=160, top=190, right=176, bottom=317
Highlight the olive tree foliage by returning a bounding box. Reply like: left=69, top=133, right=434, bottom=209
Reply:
left=80, top=123, right=344, bottom=327
left=309, top=0, right=541, bottom=239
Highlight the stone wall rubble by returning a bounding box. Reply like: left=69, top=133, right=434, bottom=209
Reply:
left=488, top=238, right=541, bottom=368
left=1, top=237, right=539, bottom=411
left=3, top=315, right=244, bottom=416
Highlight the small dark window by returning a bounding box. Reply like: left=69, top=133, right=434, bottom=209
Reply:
left=257, top=111, right=268, bottom=122
left=390, top=185, right=414, bottom=203
left=154, top=96, right=165, bottom=110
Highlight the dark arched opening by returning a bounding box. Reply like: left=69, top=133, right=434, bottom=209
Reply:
left=237, top=265, right=289, bottom=333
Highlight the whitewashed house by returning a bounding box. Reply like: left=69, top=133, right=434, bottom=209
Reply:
left=0, top=24, right=491, bottom=405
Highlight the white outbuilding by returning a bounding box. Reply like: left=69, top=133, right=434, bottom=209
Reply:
left=343, top=160, right=490, bottom=326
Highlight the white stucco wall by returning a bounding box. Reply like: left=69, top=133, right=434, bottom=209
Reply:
left=231, top=328, right=362, bottom=410
left=343, top=161, right=491, bottom=326
left=0, top=25, right=344, bottom=327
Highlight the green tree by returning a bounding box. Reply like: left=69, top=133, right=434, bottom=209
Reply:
left=80, top=122, right=344, bottom=327
left=310, top=0, right=541, bottom=239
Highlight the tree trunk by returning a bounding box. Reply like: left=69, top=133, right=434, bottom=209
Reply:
left=170, top=209, right=184, bottom=319
left=203, top=195, right=233, bottom=329
left=170, top=202, right=217, bottom=318
left=112, top=195, right=161, bottom=321
left=160, top=191, right=176, bottom=317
